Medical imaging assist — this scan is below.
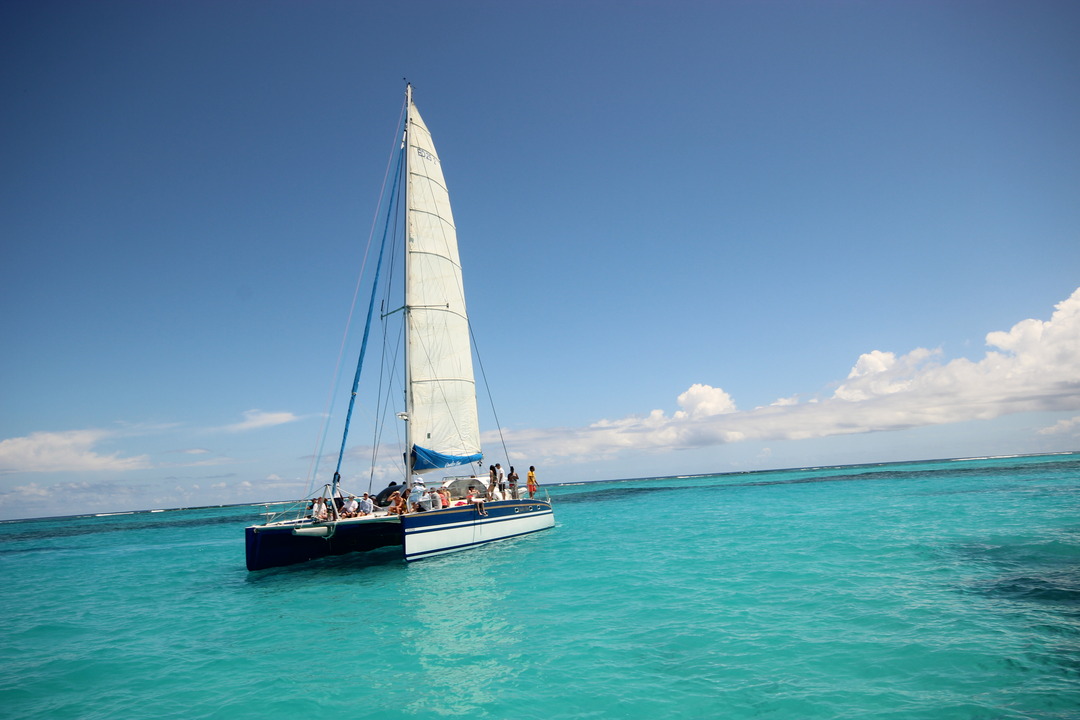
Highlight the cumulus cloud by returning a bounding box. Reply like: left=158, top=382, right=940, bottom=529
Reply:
left=675, top=384, right=737, bottom=418
left=1038, top=416, right=1080, bottom=436
left=503, top=287, right=1080, bottom=464
left=0, top=430, right=152, bottom=474
left=220, top=410, right=299, bottom=433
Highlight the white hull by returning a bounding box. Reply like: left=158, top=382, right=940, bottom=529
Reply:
left=401, top=500, right=555, bottom=561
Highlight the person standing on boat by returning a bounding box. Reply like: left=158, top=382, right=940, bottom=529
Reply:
left=527, top=466, right=538, bottom=498
left=496, top=464, right=506, bottom=495
left=487, top=465, right=498, bottom=497
left=507, top=466, right=519, bottom=498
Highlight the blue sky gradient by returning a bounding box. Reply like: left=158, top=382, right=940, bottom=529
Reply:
left=2, top=1, right=1079, bottom=519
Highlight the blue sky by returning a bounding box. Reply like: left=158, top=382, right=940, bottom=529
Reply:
left=2, top=1, right=1079, bottom=520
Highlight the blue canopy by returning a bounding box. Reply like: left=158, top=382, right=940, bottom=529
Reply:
left=412, top=444, right=483, bottom=472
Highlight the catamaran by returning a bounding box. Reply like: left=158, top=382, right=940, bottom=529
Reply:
left=245, top=85, right=554, bottom=571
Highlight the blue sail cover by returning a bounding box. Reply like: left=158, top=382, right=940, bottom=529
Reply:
left=412, top=444, right=483, bottom=472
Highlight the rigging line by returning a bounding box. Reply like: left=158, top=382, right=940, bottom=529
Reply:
left=333, top=136, right=405, bottom=479
left=469, top=320, right=511, bottom=467
left=370, top=318, right=407, bottom=490
left=304, top=96, right=408, bottom=496
left=367, top=235, right=407, bottom=494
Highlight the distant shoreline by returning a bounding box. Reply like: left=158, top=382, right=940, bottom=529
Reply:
left=3, top=450, right=1075, bottom=525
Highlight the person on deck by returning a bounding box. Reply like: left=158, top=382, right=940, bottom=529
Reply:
left=411, top=481, right=430, bottom=512
left=376, top=481, right=400, bottom=507
left=496, top=464, right=506, bottom=495
left=507, top=467, right=519, bottom=498
left=387, top=491, right=405, bottom=515
left=467, top=486, right=487, bottom=516
left=343, top=496, right=359, bottom=517
left=358, top=493, right=374, bottom=516
left=527, top=466, right=538, bottom=498
left=311, top=497, right=328, bottom=521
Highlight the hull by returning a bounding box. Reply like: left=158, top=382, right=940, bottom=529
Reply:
left=245, top=499, right=555, bottom=570
left=401, top=499, right=555, bottom=562
left=245, top=515, right=402, bottom=571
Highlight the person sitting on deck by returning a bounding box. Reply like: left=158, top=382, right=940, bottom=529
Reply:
left=410, top=481, right=430, bottom=512
left=343, top=495, right=359, bottom=517
left=357, top=493, right=374, bottom=516
left=387, top=491, right=405, bottom=515
left=467, top=486, right=488, bottom=517
left=429, top=487, right=444, bottom=510
left=376, top=481, right=400, bottom=507
left=437, top=487, right=451, bottom=508
left=311, top=497, right=328, bottom=521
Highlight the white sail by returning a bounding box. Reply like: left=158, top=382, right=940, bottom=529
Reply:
left=405, top=98, right=482, bottom=472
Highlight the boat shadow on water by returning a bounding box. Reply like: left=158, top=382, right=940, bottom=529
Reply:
left=242, top=545, right=407, bottom=582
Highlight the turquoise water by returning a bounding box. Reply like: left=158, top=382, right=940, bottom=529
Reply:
left=2, top=454, right=1079, bottom=719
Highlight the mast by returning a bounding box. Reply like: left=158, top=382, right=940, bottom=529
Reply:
left=403, top=82, right=415, bottom=482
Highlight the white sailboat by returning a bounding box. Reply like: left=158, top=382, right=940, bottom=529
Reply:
left=245, top=85, right=554, bottom=570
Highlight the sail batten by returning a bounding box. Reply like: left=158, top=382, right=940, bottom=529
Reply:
left=405, top=96, right=482, bottom=474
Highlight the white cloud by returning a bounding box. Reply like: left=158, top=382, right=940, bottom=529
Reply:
left=0, top=430, right=151, bottom=474
left=13, top=482, right=50, bottom=497
left=503, top=287, right=1080, bottom=465
left=675, top=383, right=737, bottom=418
left=220, top=410, right=299, bottom=433
left=1038, top=416, right=1080, bottom=436
left=0, top=479, right=144, bottom=517
left=834, top=348, right=939, bottom=401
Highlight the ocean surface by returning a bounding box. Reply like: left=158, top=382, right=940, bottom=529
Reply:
left=2, top=453, right=1079, bottom=719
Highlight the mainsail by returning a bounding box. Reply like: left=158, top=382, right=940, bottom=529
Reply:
left=404, top=91, right=482, bottom=473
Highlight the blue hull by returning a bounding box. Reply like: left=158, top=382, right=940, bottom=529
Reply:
left=245, top=517, right=402, bottom=571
